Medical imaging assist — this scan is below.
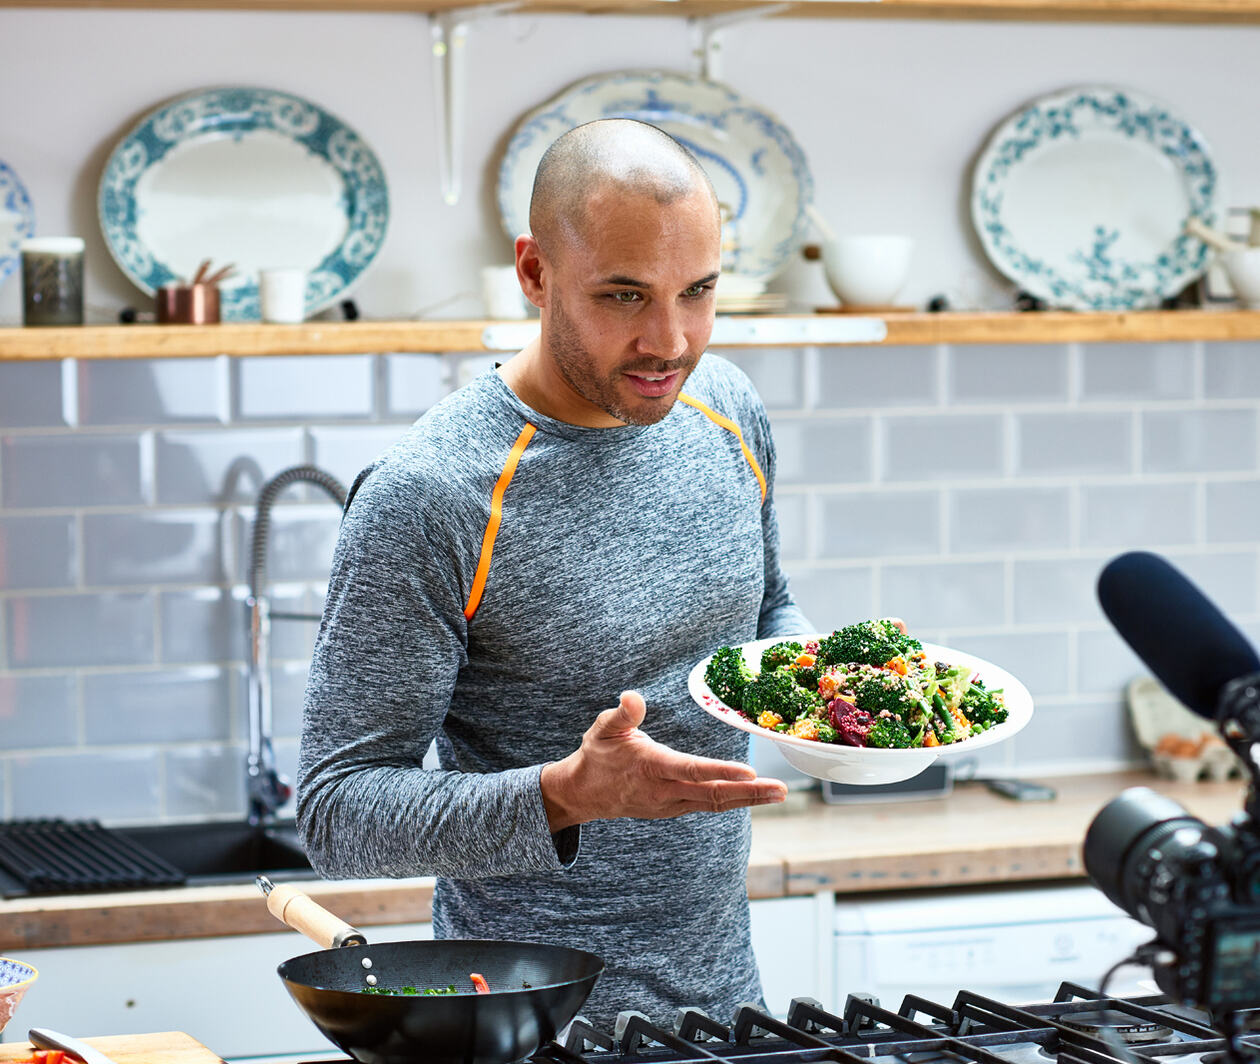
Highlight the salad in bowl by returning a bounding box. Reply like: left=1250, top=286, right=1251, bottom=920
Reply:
left=690, top=618, right=1033, bottom=784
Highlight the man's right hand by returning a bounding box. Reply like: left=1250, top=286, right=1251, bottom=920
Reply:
left=539, top=690, right=788, bottom=833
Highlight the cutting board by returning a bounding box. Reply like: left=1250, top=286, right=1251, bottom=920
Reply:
left=0, top=1032, right=223, bottom=1064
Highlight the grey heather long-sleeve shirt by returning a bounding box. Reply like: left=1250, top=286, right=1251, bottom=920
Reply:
left=297, top=352, right=810, bottom=1028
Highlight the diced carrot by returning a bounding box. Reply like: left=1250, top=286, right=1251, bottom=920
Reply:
left=923, top=731, right=940, bottom=748
left=883, top=657, right=907, bottom=675
left=470, top=972, right=490, bottom=994
left=795, top=653, right=816, bottom=667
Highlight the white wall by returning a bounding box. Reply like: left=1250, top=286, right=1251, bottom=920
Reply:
left=1, top=8, right=1257, bottom=324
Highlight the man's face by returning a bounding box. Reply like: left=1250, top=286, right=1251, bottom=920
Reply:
left=535, top=186, right=722, bottom=427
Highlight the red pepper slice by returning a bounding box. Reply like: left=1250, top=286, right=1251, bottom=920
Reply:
left=470, top=972, right=490, bottom=994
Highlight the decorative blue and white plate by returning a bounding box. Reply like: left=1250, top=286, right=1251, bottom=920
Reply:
left=99, top=86, right=389, bottom=321
left=0, top=159, right=35, bottom=288
left=497, top=71, right=813, bottom=283
left=971, top=85, right=1221, bottom=311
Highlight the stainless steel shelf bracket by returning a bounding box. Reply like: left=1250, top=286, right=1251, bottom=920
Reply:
left=689, top=4, right=789, bottom=81
left=429, top=3, right=519, bottom=206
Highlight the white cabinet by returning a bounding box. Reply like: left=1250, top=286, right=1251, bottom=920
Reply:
left=749, top=894, right=832, bottom=1018
left=8, top=922, right=434, bottom=1059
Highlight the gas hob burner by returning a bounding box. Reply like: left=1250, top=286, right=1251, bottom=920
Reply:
left=1059, top=1009, right=1175, bottom=1045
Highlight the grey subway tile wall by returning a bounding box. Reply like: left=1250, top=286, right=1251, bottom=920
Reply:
left=948, top=344, right=1069, bottom=403
left=2, top=340, right=1260, bottom=822
left=77, top=358, right=227, bottom=425
left=882, top=414, right=1005, bottom=480
left=0, top=674, right=78, bottom=747
left=384, top=353, right=449, bottom=418
left=1141, top=408, right=1257, bottom=473
left=1079, top=342, right=1196, bottom=401
left=1, top=433, right=147, bottom=507
left=1016, top=411, right=1133, bottom=475
left=0, top=515, right=78, bottom=589
left=816, top=346, right=939, bottom=408
left=233, top=356, right=376, bottom=420
left=154, top=428, right=307, bottom=505
left=82, top=668, right=234, bottom=745
left=0, top=363, right=68, bottom=428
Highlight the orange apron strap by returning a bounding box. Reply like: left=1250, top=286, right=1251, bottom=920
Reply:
left=677, top=393, right=767, bottom=504
left=464, top=423, right=537, bottom=620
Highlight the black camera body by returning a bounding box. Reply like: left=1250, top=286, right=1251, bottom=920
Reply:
left=1084, top=787, right=1260, bottom=1014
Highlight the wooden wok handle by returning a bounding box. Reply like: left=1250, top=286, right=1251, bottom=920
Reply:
left=258, top=876, right=368, bottom=949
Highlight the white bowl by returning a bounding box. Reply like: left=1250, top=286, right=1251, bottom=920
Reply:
left=1222, top=247, right=1260, bottom=308
left=822, top=235, right=914, bottom=307
left=689, top=635, right=1033, bottom=785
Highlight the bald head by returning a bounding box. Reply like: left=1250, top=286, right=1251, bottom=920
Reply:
left=529, top=119, right=719, bottom=256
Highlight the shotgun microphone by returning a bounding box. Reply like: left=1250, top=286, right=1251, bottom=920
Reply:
left=1096, top=550, right=1260, bottom=722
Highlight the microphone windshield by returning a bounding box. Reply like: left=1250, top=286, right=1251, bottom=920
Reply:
left=1097, top=551, right=1260, bottom=721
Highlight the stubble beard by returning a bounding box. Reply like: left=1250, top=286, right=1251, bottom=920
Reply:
left=547, top=295, right=699, bottom=427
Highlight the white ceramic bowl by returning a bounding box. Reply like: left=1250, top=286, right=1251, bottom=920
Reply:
left=0, top=957, right=38, bottom=1033
left=822, top=235, right=914, bottom=307
left=689, top=635, right=1033, bottom=785
left=1222, top=247, right=1260, bottom=308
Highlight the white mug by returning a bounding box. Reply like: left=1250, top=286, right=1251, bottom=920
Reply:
left=822, top=235, right=914, bottom=308
left=259, top=268, right=308, bottom=323
left=481, top=265, right=529, bottom=320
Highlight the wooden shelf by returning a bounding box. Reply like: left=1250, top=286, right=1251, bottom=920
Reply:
left=2, top=310, right=1259, bottom=361
left=8, top=0, right=1260, bottom=22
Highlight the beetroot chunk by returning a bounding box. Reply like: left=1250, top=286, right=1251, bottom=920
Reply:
left=828, top=696, right=874, bottom=747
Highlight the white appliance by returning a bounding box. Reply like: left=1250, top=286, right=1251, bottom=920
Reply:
left=834, top=882, right=1155, bottom=1009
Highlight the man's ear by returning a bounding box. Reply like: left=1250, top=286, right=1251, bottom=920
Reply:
left=515, top=234, right=547, bottom=309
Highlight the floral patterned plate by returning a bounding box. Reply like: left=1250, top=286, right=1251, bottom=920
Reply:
left=98, top=86, right=388, bottom=321
left=497, top=70, right=813, bottom=283
left=0, top=159, right=35, bottom=289
left=971, top=85, right=1221, bottom=310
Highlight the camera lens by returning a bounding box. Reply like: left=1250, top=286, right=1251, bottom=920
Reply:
left=1084, top=786, right=1208, bottom=942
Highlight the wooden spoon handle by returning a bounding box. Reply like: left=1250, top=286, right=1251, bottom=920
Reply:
left=258, top=877, right=367, bottom=949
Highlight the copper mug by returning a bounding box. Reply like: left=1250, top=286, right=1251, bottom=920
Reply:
left=156, top=283, right=220, bottom=324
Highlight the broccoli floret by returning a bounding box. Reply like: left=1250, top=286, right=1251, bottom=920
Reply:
left=866, top=715, right=914, bottom=748
left=744, top=667, right=826, bottom=725
left=837, top=666, right=929, bottom=725
left=961, top=680, right=1008, bottom=728
left=817, top=618, right=922, bottom=669
left=760, top=640, right=804, bottom=673
left=705, top=645, right=753, bottom=710
left=815, top=721, right=839, bottom=744
left=793, top=664, right=820, bottom=691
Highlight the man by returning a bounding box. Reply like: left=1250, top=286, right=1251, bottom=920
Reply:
left=297, top=118, right=811, bottom=1028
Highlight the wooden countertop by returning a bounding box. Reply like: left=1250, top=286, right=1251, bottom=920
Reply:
left=0, top=1032, right=221, bottom=1064
left=1, top=770, right=1245, bottom=950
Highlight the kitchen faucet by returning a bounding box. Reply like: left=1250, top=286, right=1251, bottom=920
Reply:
left=246, top=465, right=348, bottom=826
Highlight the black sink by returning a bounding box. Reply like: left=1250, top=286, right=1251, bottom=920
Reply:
left=116, top=819, right=317, bottom=886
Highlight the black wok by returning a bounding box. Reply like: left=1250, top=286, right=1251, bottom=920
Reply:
left=258, top=877, right=604, bottom=1064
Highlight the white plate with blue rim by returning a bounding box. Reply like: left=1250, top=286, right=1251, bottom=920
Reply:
left=971, top=84, right=1222, bottom=311
left=0, top=158, right=35, bottom=289
left=496, top=70, right=813, bottom=284
left=98, top=86, right=389, bottom=321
